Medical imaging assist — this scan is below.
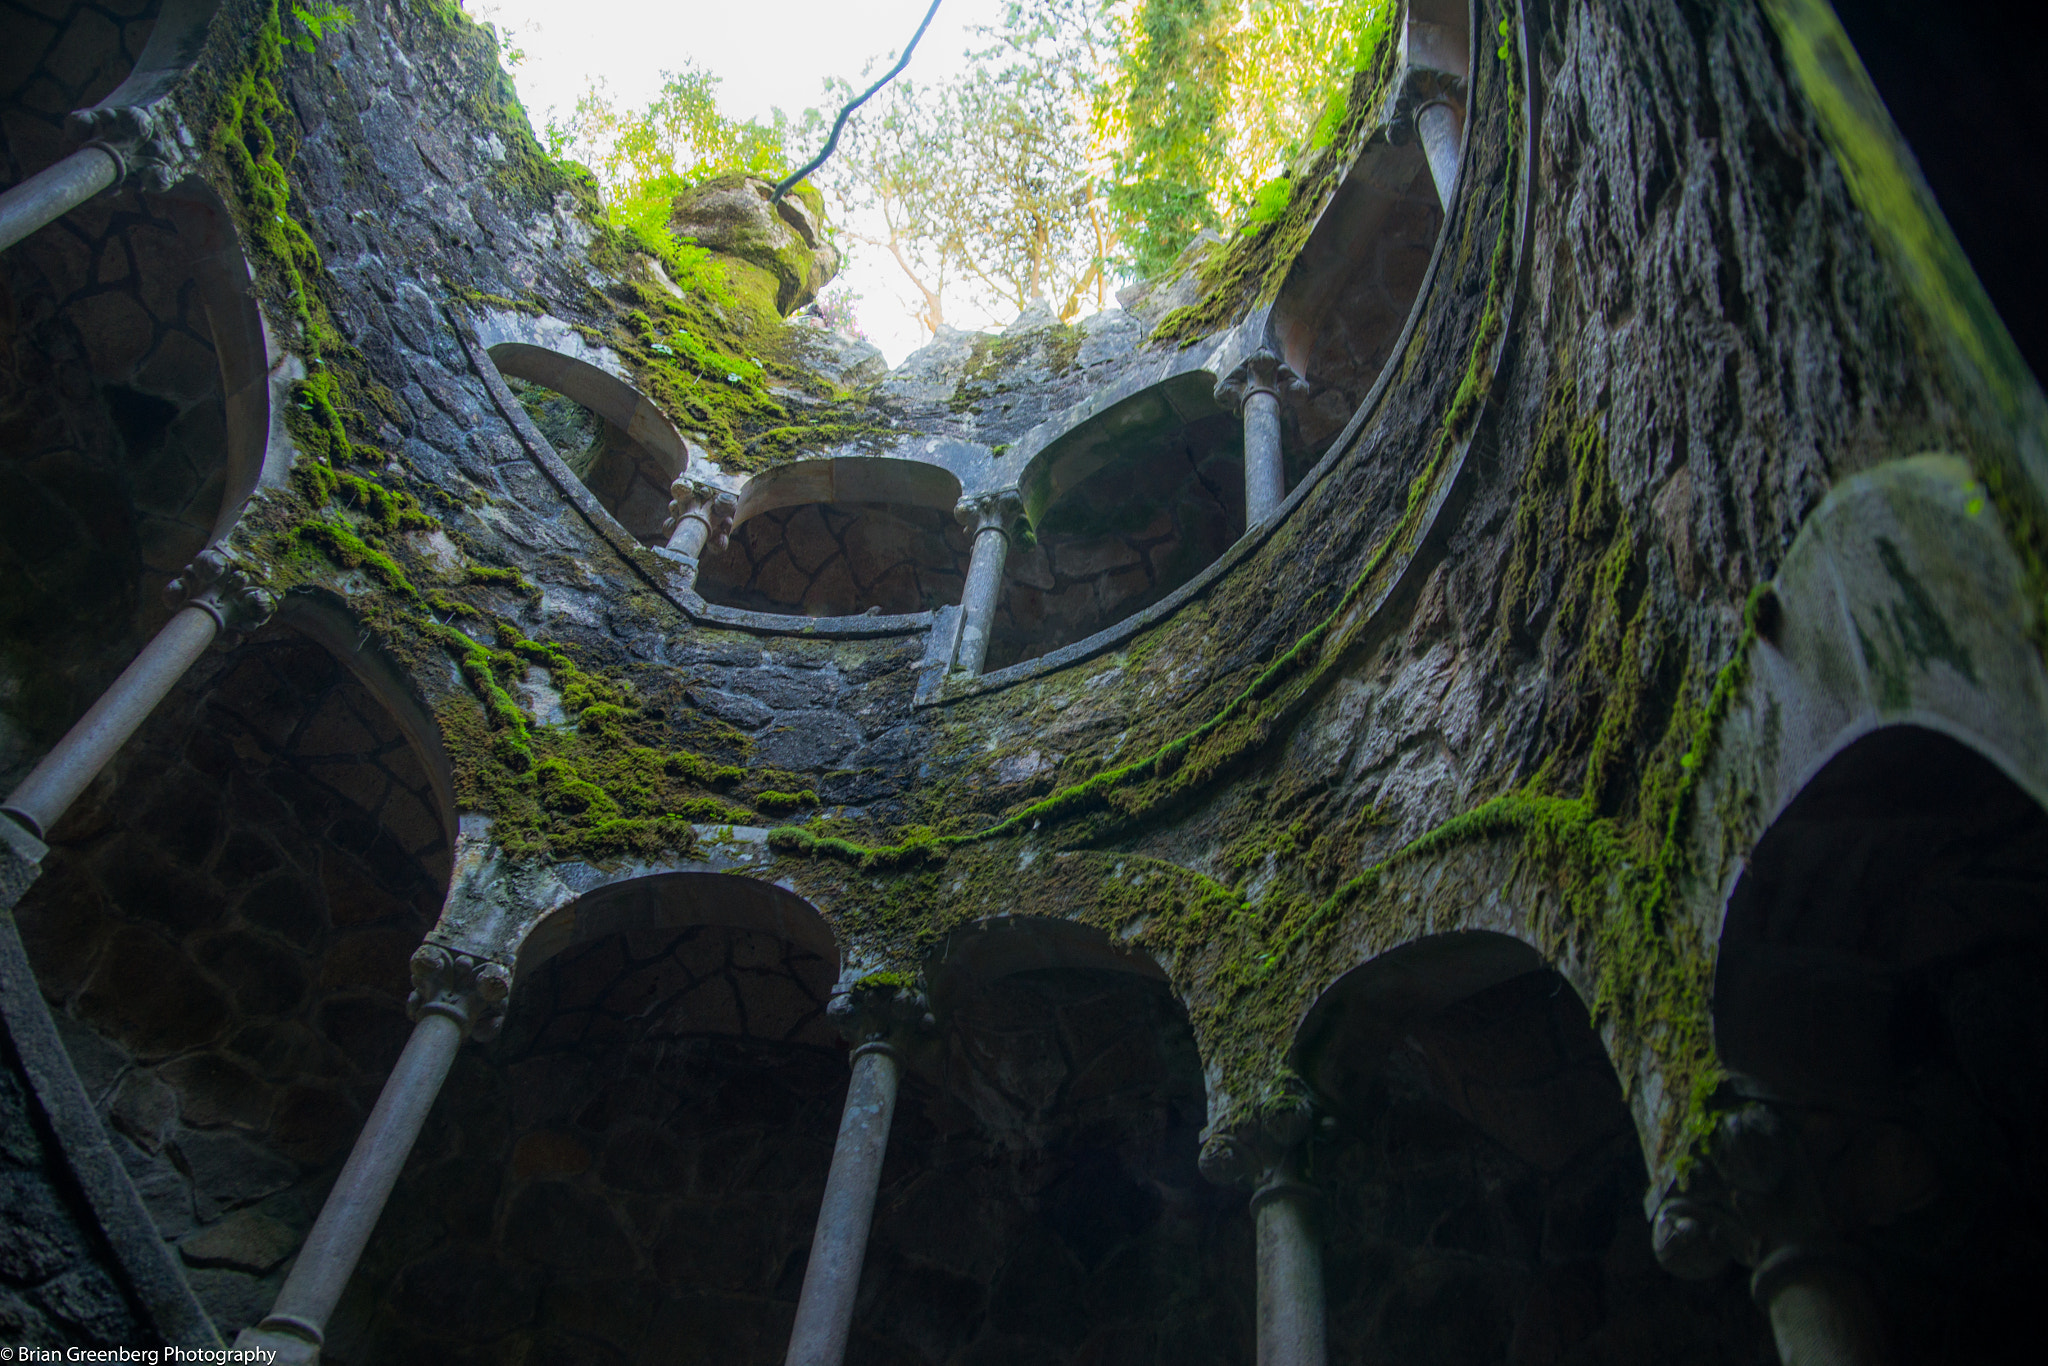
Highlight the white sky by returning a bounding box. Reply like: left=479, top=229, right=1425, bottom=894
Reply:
left=468, top=0, right=1021, bottom=364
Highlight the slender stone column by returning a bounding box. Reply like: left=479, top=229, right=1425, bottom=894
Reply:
left=1, top=549, right=272, bottom=840
left=662, top=477, right=738, bottom=561
left=1654, top=1101, right=1911, bottom=1366
left=784, top=982, right=932, bottom=1366
left=0, top=143, right=122, bottom=253
left=1202, top=1094, right=1326, bottom=1366
left=951, top=491, right=1024, bottom=677
left=1751, top=1246, right=1890, bottom=1366
left=237, top=947, right=510, bottom=1365
left=1415, top=99, right=1465, bottom=207
left=1215, top=352, right=1303, bottom=528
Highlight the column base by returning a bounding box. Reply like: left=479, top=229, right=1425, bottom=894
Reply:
left=236, top=1315, right=324, bottom=1365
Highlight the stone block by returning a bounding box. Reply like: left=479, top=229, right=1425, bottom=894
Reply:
left=32, top=1261, right=134, bottom=1343
left=183, top=1265, right=278, bottom=1339
left=502, top=1181, right=634, bottom=1273
left=0, top=1167, right=84, bottom=1283
left=179, top=1209, right=299, bottom=1274
left=174, top=1128, right=298, bottom=1207
left=159, top=1052, right=275, bottom=1131
left=75, top=926, right=230, bottom=1058
left=106, top=1067, right=177, bottom=1152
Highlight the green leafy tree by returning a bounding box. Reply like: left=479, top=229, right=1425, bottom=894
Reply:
left=544, top=65, right=805, bottom=256
left=1103, top=0, right=1393, bottom=277
left=1103, top=0, right=1234, bottom=279
left=823, top=0, right=1115, bottom=332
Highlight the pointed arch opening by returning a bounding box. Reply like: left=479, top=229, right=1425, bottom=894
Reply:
left=328, top=872, right=846, bottom=1362
left=998, top=374, right=1243, bottom=670
left=486, top=340, right=694, bottom=545
left=808, top=915, right=1249, bottom=1363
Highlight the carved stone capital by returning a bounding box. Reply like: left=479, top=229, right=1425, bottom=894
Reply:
left=664, top=477, right=738, bottom=544
left=407, top=945, right=512, bottom=1042
left=1200, top=1083, right=1318, bottom=1193
left=164, top=547, right=276, bottom=645
left=1388, top=67, right=1467, bottom=145
left=1652, top=1099, right=1937, bottom=1301
left=1213, top=350, right=1306, bottom=414
left=67, top=99, right=201, bottom=195
left=954, top=490, right=1026, bottom=541
left=826, top=977, right=935, bottom=1056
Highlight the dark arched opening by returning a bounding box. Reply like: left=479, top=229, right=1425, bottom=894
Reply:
left=486, top=342, right=692, bottom=546
left=998, top=377, right=1243, bottom=670
left=837, top=916, right=1248, bottom=1363
left=1716, top=724, right=2048, bottom=1359
left=696, top=458, right=968, bottom=619
left=328, top=873, right=844, bottom=1363
left=1295, top=932, right=1764, bottom=1363
left=10, top=619, right=458, bottom=1339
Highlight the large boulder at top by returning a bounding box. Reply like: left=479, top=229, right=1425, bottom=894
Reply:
left=669, top=174, right=842, bottom=316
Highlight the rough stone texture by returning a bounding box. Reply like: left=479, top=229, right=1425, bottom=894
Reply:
left=1, top=0, right=224, bottom=793
left=670, top=175, right=842, bottom=315
left=701, top=502, right=973, bottom=620
left=0, top=0, right=2044, bottom=1360
left=12, top=625, right=452, bottom=1336
left=1, top=1020, right=146, bottom=1349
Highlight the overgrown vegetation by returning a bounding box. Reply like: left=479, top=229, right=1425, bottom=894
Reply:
left=183, top=0, right=829, bottom=863
left=546, top=1, right=1395, bottom=339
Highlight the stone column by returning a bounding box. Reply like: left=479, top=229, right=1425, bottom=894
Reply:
left=0, top=143, right=123, bottom=252
left=1, top=549, right=272, bottom=840
left=951, top=491, right=1024, bottom=677
left=1394, top=12, right=1469, bottom=213
left=784, top=982, right=932, bottom=1366
left=1215, top=352, right=1304, bottom=528
left=1654, top=1101, right=1915, bottom=1366
left=1415, top=99, right=1465, bottom=207
left=1, top=100, right=199, bottom=253
left=662, top=477, right=737, bottom=562
left=1203, top=1097, right=1326, bottom=1366
left=236, top=947, right=510, bottom=1365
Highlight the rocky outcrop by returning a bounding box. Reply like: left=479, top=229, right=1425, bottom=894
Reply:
left=670, top=174, right=843, bottom=315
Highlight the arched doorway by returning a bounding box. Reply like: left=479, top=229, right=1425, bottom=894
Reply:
left=1714, top=724, right=2048, bottom=1359
left=328, top=872, right=844, bottom=1364
left=1295, top=932, right=1764, bottom=1362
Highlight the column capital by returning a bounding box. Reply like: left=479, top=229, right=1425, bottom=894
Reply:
left=67, top=99, right=201, bottom=195
left=663, top=478, right=737, bottom=541
left=1214, top=350, right=1306, bottom=414
left=1390, top=66, right=1467, bottom=144
left=826, top=976, right=935, bottom=1055
left=1199, top=1082, right=1319, bottom=1192
left=1652, top=1099, right=1936, bottom=1294
left=954, top=489, right=1025, bottom=540
left=164, top=547, right=276, bottom=644
left=407, top=945, right=512, bottom=1042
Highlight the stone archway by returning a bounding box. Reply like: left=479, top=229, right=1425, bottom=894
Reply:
left=1294, top=932, right=1765, bottom=1364
left=1000, top=375, right=1244, bottom=671
left=1704, top=723, right=2048, bottom=1361
left=482, top=330, right=697, bottom=545
left=324, top=871, right=844, bottom=1364
left=10, top=617, right=458, bottom=1339
left=825, top=915, right=1253, bottom=1365
left=697, top=456, right=970, bottom=619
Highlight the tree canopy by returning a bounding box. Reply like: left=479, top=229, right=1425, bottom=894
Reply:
left=544, top=0, right=1394, bottom=337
